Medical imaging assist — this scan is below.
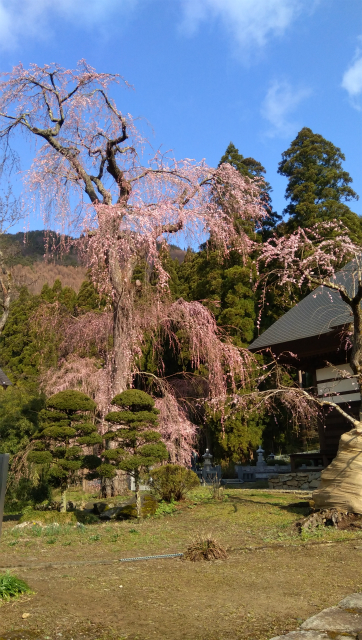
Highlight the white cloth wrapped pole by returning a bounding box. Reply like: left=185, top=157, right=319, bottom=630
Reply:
left=313, top=429, right=362, bottom=513
left=0, top=454, right=9, bottom=539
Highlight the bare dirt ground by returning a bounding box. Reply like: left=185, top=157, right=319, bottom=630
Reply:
left=1, top=489, right=362, bottom=640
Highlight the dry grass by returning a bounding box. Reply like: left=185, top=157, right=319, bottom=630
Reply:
left=184, top=534, right=228, bottom=561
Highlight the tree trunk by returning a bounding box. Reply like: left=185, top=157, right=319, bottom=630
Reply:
left=0, top=249, right=12, bottom=336
left=134, top=472, right=141, bottom=519
left=60, top=488, right=67, bottom=512
left=112, top=293, right=134, bottom=395
left=108, top=247, right=136, bottom=396
left=101, top=477, right=114, bottom=498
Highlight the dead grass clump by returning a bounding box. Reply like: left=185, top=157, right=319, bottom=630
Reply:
left=184, top=535, right=228, bottom=562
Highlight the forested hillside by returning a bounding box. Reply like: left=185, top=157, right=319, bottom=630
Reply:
left=1, top=231, right=185, bottom=295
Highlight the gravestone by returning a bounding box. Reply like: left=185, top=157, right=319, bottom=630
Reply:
left=0, top=454, right=9, bottom=538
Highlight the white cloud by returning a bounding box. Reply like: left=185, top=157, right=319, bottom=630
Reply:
left=0, top=0, right=317, bottom=56
left=0, top=0, right=138, bottom=51
left=261, top=80, right=311, bottom=137
left=179, top=0, right=306, bottom=54
left=342, top=41, right=362, bottom=110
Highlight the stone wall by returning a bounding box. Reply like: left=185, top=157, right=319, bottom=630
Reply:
left=268, top=471, right=321, bottom=491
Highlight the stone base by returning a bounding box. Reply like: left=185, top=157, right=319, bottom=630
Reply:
left=268, top=472, right=321, bottom=491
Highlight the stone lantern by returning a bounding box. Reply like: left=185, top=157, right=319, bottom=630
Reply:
left=256, top=446, right=266, bottom=468
left=202, top=448, right=213, bottom=469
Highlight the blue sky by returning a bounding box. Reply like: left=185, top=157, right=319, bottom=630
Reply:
left=0, top=0, right=361, bottom=241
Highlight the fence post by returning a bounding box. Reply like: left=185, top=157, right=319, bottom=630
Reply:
left=0, top=454, right=9, bottom=539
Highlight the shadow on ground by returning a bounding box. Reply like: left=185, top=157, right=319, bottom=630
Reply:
left=227, top=494, right=311, bottom=517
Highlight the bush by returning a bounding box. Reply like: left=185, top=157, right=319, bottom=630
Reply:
left=150, top=464, right=199, bottom=502
left=154, top=500, right=177, bottom=517
left=5, top=477, right=52, bottom=510
left=0, top=572, right=32, bottom=600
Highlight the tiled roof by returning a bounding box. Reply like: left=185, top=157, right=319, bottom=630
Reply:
left=0, top=367, right=12, bottom=387
left=249, top=261, right=356, bottom=351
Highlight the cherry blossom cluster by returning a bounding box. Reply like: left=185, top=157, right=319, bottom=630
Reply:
left=258, top=222, right=361, bottom=290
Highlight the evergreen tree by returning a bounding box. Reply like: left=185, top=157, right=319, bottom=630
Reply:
left=103, top=390, right=168, bottom=517
left=0, top=287, right=46, bottom=389
left=219, top=142, right=281, bottom=233
left=28, top=390, right=99, bottom=511
left=41, top=279, right=77, bottom=311
left=177, top=249, right=256, bottom=347
left=0, top=386, right=43, bottom=456
left=76, top=279, right=108, bottom=313
left=278, top=127, right=361, bottom=240
left=206, top=404, right=264, bottom=464
left=0, top=281, right=80, bottom=389
left=177, top=142, right=282, bottom=349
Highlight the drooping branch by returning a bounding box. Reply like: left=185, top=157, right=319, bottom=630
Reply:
left=231, top=384, right=360, bottom=432
left=256, top=222, right=362, bottom=432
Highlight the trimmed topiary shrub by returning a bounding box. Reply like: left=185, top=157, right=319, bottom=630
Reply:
left=100, top=390, right=168, bottom=517
left=150, top=464, right=199, bottom=502
left=111, top=390, right=155, bottom=410
left=46, top=390, right=96, bottom=413
left=28, top=390, right=99, bottom=511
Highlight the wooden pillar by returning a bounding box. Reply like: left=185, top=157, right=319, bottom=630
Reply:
left=0, top=454, right=9, bottom=539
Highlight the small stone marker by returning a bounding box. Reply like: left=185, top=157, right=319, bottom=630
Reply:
left=0, top=453, right=9, bottom=539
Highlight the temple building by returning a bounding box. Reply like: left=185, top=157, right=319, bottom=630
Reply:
left=248, top=261, right=360, bottom=468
